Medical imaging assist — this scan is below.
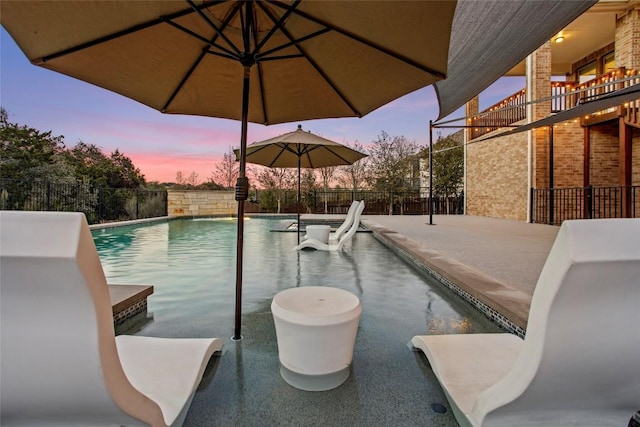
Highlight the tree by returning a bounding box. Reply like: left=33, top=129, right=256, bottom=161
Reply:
left=423, top=132, right=464, bottom=213
left=0, top=108, right=76, bottom=210
left=66, top=142, right=145, bottom=188
left=337, top=141, right=369, bottom=192
left=254, top=167, right=295, bottom=213
left=175, top=171, right=185, bottom=185
left=186, top=171, right=199, bottom=186
left=0, top=107, right=69, bottom=182
left=367, top=131, right=420, bottom=192
left=109, top=149, right=145, bottom=188
left=366, top=131, right=420, bottom=214
left=299, top=168, right=318, bottom=213
left=318, top=166, right=338, bottom=213
left=210, top=147, right=239, bottom=189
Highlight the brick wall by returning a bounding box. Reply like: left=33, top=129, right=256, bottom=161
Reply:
left=590, top=124, right=620, bottom=186
left=534, top=122, right=585, bottom=188
left=466, top=132, right=529, bottom=221
left=464, top=12, right=640, bottom=222
left=167, top=190, right=236, bottom=216
left=616, top=8, right=640, bottom=70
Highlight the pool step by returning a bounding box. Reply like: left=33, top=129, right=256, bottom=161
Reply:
left=109, top=284, right=154, bottom=326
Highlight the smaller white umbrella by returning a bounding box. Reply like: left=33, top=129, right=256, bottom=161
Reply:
left=235, top=125, right=367, bottom=242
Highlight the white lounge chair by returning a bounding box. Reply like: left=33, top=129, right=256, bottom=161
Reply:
left=330, top=200, right=361, bottom=242
left=301, top=200, right=359, bottom=242
left=295, top=201, right=365, bottom=251
left=411, top=218, right=640, bottom=427
left=0, top=211, right=223, bottom=427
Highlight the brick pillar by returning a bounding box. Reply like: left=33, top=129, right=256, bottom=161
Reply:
left=528, top=41, right=552, bottom=188
left=615, top=8, right=638, bottom=217
left=615, top=8, right=640, bottom=70
left=465, top=96, right=479, bottom=142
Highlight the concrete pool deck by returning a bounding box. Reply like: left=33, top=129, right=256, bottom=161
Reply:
left=304, top=213, right=560, bottom=333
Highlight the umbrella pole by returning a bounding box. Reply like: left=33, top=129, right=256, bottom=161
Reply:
left=233, top=64, right=251, bottom=341
left=429, top=120, right=434, bottom=226
left=297, top=157, right=301, bottom=244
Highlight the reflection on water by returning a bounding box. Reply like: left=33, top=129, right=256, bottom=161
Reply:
left=93, top=218, right=501, bottom=338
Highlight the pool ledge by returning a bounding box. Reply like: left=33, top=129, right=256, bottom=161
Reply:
left=361, top=219, right=529, bottom=338
left=109, top=284, right=154, bottom=325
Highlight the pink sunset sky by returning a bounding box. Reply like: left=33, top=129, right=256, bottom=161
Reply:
left=1, top=28, right=524, bottom=184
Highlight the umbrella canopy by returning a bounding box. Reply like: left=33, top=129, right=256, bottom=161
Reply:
left=0, top=1, right=455, bottom=125
left=241, top=125, right=367, bottom=168
left=1, top=1, right=457, bottom=341
left=236, top=125, right=367, bottom=242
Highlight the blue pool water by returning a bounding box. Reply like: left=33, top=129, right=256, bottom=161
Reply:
left=94, top=217, right=500, bottom=339
left=93, top=217, right=501, bottom=426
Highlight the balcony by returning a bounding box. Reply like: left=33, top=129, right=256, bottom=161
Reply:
left=468, top=67, right=639, bottom=140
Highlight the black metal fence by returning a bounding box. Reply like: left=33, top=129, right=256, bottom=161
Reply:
left=531, top=185, right=639, bottom=225
left=0, top=179, right=167, bottom=224
left=255, top=189, right=464, bottom=215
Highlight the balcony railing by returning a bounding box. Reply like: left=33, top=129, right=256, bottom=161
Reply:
left=468, top=88, right=527, bottom=139
left=531, top=185, right=639, bottom=225
left=470, top=67, right=639, bottom=139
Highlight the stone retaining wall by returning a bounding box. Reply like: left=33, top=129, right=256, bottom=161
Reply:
left=167, top=190, right=236, bottom=217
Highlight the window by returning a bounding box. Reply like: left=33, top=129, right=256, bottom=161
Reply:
left=578, top=61, right=597, bottom=83
left=603, top=51, right=615, bottom=74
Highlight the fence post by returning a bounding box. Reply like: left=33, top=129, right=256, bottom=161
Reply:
left=588, top=185, right=594, bottom=219
left=98, top=187, right=103, bottom=222
left=46, top=181, right=52, bottom=211
left=529, top=188, right=535, bottom=223
left=136, top=190, right=139, bottom=219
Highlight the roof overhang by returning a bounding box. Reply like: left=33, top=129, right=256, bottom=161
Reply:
left=435, top=0, right=598, bottom=120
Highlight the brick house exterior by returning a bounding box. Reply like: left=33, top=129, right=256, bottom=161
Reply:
left=463, top=1, right=640, bottom=223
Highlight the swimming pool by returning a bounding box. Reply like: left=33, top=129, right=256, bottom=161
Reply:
left=93, top=217, right=502, bottom=426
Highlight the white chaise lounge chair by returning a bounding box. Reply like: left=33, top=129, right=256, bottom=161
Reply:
left=301, top=200, right=359, bottom=242
left=330, top=200, right=361, bottom=242
left=0, top=211, right=223, bottom=427
left=411, top=218, right=640, bottom=427
left=295, top=201, right=365, bottom=251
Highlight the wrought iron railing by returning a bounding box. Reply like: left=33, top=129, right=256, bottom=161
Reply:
left=470, top=67, right=639, bottom=139
left=0, top=179, right=167, bottom=224
left=531, top=185, right=639, bottom=225
left=254, top=189, right=464, bottom=215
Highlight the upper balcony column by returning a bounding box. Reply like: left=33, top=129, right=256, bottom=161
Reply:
left=465, top=96, right=479, bottom=143
left=528, top=41, right=552, bottom=188
left=615, top=8, right=640, bottom=71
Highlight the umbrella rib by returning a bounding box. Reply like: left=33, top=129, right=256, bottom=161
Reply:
left=256, top=28, right=331, bottom=60
left=162, top=2, right=243, bottom=112
left=257, top=3, right=362, bottom=117
left=163, top=19, right=240, bottom=59
left=269, top=0, right=446, bottom=80
left=162, top=46, right=208, bottom=112
left=302, top=146, right=315, bottom=168
left=245, top=6, right=268, bottom=124
left=256, top=59, right=268, bottom=124
left=37, top=1, right=225, bottom=64
left=185, top=0, right=242, bottom=57
left=253, top=0, right=302, bottom=54
left=268, top=144, right=292, bottom=168
left=320, top=146, right=356, bottom=165
left=258, top=54, right=304, bottom=62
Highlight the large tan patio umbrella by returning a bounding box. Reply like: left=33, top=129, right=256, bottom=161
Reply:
left=1, top=1, right=456, bottom=340
left=235, top=125, right=367, bottom=243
